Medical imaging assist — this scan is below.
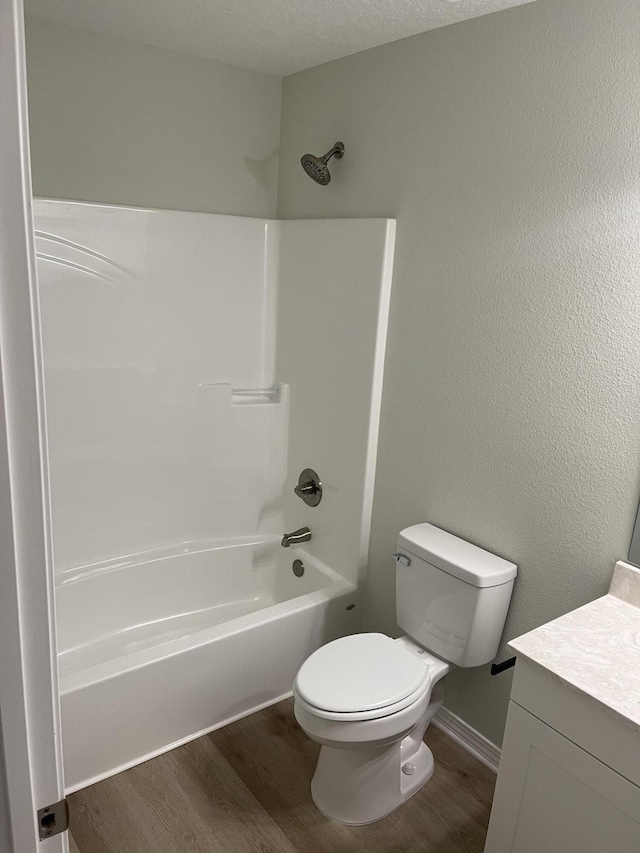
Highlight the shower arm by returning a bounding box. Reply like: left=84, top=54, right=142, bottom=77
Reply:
left=323, top=143, right=345, bottom=162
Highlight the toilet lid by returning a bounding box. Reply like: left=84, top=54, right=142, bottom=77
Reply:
left=294, top=633, right=430, bottom=714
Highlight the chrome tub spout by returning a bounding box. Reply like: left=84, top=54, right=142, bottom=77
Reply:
left=281, top=527, right=312, bottom=548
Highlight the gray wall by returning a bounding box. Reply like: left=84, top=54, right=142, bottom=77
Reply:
left=25, top=19, right=282, bottom=216
left=277, top=0, right=640, bottom=745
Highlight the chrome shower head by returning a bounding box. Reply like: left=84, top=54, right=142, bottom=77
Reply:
left=300, top=142, right=345, bottom=186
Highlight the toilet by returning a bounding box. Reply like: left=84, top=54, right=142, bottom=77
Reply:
left=293, top=522, right=517, bottom=825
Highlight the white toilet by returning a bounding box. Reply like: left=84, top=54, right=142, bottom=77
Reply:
left=293, top=522, right=517, bottom=825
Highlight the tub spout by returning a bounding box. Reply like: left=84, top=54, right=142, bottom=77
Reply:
left=281, top=527, right=312, bottom=548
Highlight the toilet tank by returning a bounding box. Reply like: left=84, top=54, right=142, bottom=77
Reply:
left=395, top=523, right=517, bottom=668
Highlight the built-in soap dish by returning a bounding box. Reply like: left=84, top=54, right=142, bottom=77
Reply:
left=230, top=386, right=280, bottom=405
left=199, top=382, right=284, bottom=405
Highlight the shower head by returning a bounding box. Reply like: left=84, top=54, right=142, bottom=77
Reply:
left=300, top=142, right=345, bottom=186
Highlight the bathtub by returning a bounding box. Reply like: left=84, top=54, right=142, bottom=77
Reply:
left=56, top=537, right=358, bottom=792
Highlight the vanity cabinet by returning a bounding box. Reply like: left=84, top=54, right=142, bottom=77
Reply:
left=484, top=567, right=640, bottom=853
left=485, top=698, right=640, bottom=853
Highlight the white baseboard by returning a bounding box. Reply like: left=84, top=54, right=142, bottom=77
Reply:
left=432, top=706, right=501, bottom=774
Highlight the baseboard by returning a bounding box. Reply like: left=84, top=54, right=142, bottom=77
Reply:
left=432, top=706, right=500, bottom=774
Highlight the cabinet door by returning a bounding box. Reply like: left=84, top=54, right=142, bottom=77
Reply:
left=484, top=702, right=640, bottom=853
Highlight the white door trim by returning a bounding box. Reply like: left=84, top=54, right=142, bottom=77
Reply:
left=0, top=2, right=66, bottom=851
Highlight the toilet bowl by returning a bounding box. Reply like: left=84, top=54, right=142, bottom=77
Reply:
left=293, top=523, right=517, bottom=825
left=293, top=633, right=450, bottom=825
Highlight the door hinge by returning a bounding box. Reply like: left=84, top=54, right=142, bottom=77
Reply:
left=37, top=798, right=69, bottom=840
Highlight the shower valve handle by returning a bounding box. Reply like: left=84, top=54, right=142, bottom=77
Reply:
left=294, top=482, right=316, bottom=498
left=293, top=469, right=322, bottom=507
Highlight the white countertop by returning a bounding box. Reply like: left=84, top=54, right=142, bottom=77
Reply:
left=509, top=561, right=640, bottom=729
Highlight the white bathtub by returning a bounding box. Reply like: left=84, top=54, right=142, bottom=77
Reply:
left=56, top=537, right=358, bottom=792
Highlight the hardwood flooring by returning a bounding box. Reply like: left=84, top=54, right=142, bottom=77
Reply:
left=69, top=699, right=495, bottom=853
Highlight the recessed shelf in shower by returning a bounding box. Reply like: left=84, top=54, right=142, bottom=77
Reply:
left=199, top=382, right=284, bottom=405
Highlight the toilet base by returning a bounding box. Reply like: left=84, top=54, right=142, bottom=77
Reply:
left=310, top=734, right=435, bottom=826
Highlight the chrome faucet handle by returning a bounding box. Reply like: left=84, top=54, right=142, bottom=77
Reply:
left=294, top=468, right=322, bottom=507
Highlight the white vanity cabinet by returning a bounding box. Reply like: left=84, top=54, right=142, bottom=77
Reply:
left=484, top=564, right=640, bottom=853
left=485, top=696, right=640, bottom=852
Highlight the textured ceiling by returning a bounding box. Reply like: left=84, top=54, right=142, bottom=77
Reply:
left=24, top=0, right=537, bottom=77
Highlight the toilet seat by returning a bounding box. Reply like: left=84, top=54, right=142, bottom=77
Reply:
left=294, top=679, right=431, bottom=722
left=293, top=633, right=433, bottom=722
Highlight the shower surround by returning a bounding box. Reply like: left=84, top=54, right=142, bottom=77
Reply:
left=34, top=199, right=395, bottom=792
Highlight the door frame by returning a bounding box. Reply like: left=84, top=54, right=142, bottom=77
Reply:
left=0, top=1, right=66, bottom=851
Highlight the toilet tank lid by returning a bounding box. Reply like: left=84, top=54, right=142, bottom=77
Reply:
left=397, top=523, right=517, bottom=588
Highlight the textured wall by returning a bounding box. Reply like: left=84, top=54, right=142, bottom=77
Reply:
left=25, top=19, right=282, bottom=216
left=277, top=0, right=640, bottom=745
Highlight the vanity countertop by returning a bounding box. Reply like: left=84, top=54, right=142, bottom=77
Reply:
left=508, top=561, right=640, bottom=729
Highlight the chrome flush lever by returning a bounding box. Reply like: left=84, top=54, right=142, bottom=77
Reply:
left=392, top=553, right=411, bottom=567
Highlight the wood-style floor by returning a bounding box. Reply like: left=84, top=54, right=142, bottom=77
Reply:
left=69, top=699, right=495, bottom=853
